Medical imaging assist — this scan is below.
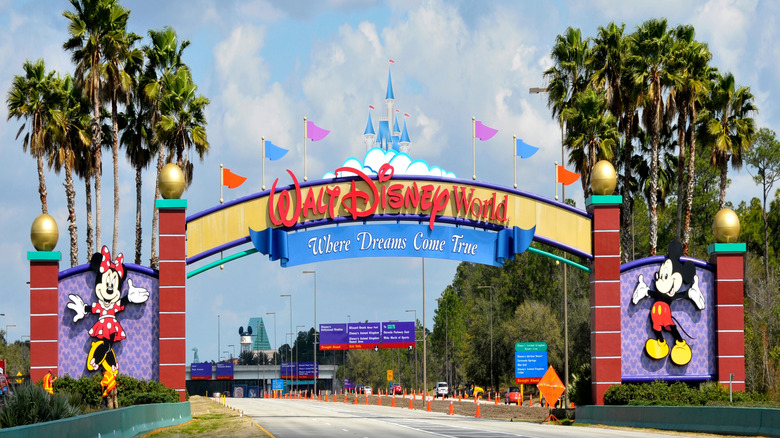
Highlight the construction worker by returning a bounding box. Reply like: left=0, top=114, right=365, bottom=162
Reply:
left=43, top=370, right=57, bottom=395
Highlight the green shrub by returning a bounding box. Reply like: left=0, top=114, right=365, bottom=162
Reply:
left=52, top=374, right=180, bottom=409
left=0, top=382, right=81, bottom=428
left=604, top=380, right=767, bottom=406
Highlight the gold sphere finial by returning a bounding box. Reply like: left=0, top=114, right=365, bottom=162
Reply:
left=31, top=214, right=58, bottom=251
left=713, top=208, right=740, bottom=243
left=591, top=160, right=617, bottom=195
left=159, top=163, right=185, bottom=199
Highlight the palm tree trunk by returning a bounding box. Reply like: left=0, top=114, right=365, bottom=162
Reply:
left=64, top=149, right=78, bottom=267
left=95, top=146, right=102, bottom=248
left=36, top=154, right=48, bottom=215
left=682, top=108, right=697, bottom=256
left=620, top=120, right=634, bottom=262
left=135, top=165, right=143, bottom=265
left=150, top=152, right=164, bottom=269
left=85, top=175, right=94, bottom=260
left=675, top=108, right=687, bottom=240
left=112, top=90, right=119, bottom=257
left=649, top=82, right=660, bottom=256
left=719, top=160, right=727, bottom=210
left=91, top=59, right=102, bottom=251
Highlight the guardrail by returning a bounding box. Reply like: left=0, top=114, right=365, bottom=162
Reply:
left=576, top=405, right=780, bottom=437
left=0, top=402, right=191, bottom=438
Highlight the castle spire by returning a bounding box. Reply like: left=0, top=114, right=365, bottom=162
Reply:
left=399, top=118, right=411, bottom=153
left=363, top=110, right=376, bottom=151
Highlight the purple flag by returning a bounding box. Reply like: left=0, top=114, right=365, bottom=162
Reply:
left=475, top=120, right=498, bottom=141
left=307, top=120, right=330, bottom=141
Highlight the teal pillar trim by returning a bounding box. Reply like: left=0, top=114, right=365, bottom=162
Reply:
left=585, top=194, right=622, bottom=207
left=156, top=198, right=188, bottom=209
left=27, top=251, right=62, bottom=261
left=707, top=242, right=746, bottom=254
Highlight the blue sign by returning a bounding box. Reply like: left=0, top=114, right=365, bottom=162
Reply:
left=272, top=379, right=284, bottom=390
left=381, top=321, right=415, bottom=348
left=250, top=223, right=535, bottom=268
left=190, top=362, right=212, bottom=380
left=319, top=323, right=348, bottom=350
left=515, top=351, right=548, bottom=384
left=281, top=362, right=319, bottom=378
left=344, top=379, right=355, bottom=389
left=348, top=322, right=381, bottom=349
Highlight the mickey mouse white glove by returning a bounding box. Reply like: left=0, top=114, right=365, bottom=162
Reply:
left=632, top=274, right=650, bottom=305
left=688, top=274, right=705, bottom=310
left=67, top=294, right=86, bottom=322
left=127, top=278, right=149, bottom=304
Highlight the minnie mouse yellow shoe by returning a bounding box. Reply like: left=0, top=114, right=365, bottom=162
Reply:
left=670, top=340, right=692, bottom=366
left=645, top=338, right=669, bottom=359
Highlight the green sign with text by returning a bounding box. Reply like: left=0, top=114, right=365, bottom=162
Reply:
left=515, top=342, right=547, bottom=352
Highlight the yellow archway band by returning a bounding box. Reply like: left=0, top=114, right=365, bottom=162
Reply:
left=186, top=178, right=592, bottom=261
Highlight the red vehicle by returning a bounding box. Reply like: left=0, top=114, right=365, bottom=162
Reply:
left=392, top=383, right=403, bottom=395
left=504, top=386, right=522, bottom=404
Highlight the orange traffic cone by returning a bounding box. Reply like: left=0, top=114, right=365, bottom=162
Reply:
left=378, top=395, right=382, bottom=406
left=344, top=394, right=347, bottom=403
left=409, top=397, right=414, bottom=410
left=354, top=396, right=358, bottom=404
left=392, top=395, right=396, bottom=407
left=426, top=398, right=431, bottom=412
left=458, top=393, right=461, bottom=402
left=365, top=395, right=369, bottom=405
left=475, top=400, right=481, bottom=418
left=494, top=393, right=498, bottom=405
left=448, top=400, right=454, bottom=415
left=570, top=402, right=575, bottom=408
left=529, top=396, right=533, bottom=407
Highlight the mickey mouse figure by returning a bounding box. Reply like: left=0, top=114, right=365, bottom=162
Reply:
left=632, top=240, right=705, bottom=366
left=67, top=246, right=148, bottom=390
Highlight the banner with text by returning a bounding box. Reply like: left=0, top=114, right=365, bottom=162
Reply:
left=320, top=321, right=416, bottom=350
left=190, top=362, right=212, bottom=380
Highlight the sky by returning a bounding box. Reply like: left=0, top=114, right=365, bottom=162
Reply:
left=0, top=0, right=776, bottom=365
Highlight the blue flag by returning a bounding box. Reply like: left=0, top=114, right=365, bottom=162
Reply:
left=516, top=139, right=539, bottom=159
left=265, top=140, right=288, bottom=161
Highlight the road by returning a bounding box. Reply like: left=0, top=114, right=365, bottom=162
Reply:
left=223, top=397, right=682, bottom=438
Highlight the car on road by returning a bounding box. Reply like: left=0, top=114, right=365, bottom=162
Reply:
left=504, top=386, right=522, bottom=404
left=434, top=382, right=449, bottom=399
left=364, top=386, right=373, bottom=395
left=392, top=383, right=403, bottom=395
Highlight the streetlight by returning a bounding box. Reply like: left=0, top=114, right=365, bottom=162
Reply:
left=228, top=344, right=235, bottom=359
left=302, top=270, right=317, bottom=394
left=405, top=309, right=417, bottom=390
left=286, top=332, right=294, bottom=392
left=217, top=314, right=221, bottom=362
left=477, top=286, right=493, bottom=392
left=5, top=324, right=15, bottom=343
left=296, top=324, right=305, bottom=393
left=266, top=312, right=277, bottom=368
left=281, top=293, right=292, bottom=391
left=530, top=85, right=570, bottom=406
left=436, top=298, right=449, bottom=385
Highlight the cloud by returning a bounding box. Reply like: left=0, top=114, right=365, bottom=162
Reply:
left=323, top=147, right=456, bottom=178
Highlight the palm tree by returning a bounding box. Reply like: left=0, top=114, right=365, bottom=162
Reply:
left=681, top=41, right=713, bottom=255
left=702, top=72, right=757, bottom=209
left=631, top=18, right=674, bottom=256
left=155, top=68, right=210, bottom=179
left=49, top=75, right=91, bottom=266
left=143, top=26, right=190, bottom=269
left=589, top=21, right=641, bottom=260
left=6, top=59, right=56, bottom=214
left=63, top=0, right=115, bottom=250
left=102, top=1, right=142, bottom=256
left=561, top=88, right=618, bottom=195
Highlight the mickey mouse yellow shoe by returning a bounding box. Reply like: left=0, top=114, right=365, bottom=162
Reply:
left=645, top=338, right=669, bottom=359
left=670, top=340, right=692, bottom=366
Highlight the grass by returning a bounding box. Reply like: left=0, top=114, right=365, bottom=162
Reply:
left=141, top=396, right=272, bottom=437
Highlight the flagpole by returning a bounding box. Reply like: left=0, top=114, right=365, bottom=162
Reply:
left=513, top=135, right=517, bottom=189
left=472, top=116, right=476, bottom=180
left=554, top=161, right=559, bottom=201
left=262, top=137, right=266, bottom=191
left=304, top=117, right=308, bottom=182
left=220, top=163, right=224, bottom=204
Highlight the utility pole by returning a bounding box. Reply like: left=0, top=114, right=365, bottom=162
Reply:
left=478, top=286, right=493, bottom=391
left=406, top=309, right=417, bottom=390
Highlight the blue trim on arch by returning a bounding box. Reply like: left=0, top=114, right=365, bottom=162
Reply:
left=620, top=255, right=714, bottom=273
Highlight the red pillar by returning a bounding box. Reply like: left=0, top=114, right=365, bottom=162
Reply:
left=157, top=198, right=187, bottom=401
left=587, top=195, right=622, bottom=405
left=709, top=243, right=746, bottom=391
left=28, top=251, right=61, bottom=383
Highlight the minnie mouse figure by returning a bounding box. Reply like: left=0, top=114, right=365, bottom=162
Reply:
left=67, top=246, right=148, bottom=406
left=632, top=240, right=705, bottom=366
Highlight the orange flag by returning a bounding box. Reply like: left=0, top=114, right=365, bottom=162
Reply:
left=222, top=168, right=247, bottom=189
left=556, top=166, right=580, bottom=186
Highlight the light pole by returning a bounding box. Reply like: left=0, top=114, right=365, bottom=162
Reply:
left=281, top=294, right=292, bottom=391
left=228, top=344, right=235, bottom=359
left=422, top=258, right=427, bottom=397
left=532, top=85, right=570, bottom=406
left=5, top=324, right=15, bottom=345
left=405, top=309, right=417, bottom=390
left=266, top=312, right=277, bottom=367
left=296, top=325, right=305, bottom=392
left=286, top=332, right=294, bottom=392
left=217, top=314, right=221, bottom=362
left=477, top=286, right=493, bottom=392
left=303, top=270, right=317, bottom=393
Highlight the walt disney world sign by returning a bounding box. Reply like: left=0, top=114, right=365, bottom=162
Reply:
left=185, top=163, right=593, bottom=271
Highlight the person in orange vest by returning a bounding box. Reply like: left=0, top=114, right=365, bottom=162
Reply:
left=101, top=369, right=118, bottom=409
left=43, top=370, right=57, bottom=395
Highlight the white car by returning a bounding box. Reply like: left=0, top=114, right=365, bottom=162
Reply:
left=364, top=386, right=373, bottom=395
left=435, top=382, right=448, bottom=398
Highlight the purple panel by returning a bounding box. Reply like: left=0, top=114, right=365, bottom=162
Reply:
left=621, top=260, right=716, bottom=380
left=348, top=322, right=381, bottom=348
left=58, top=266, right=159, bottom=381
left=319, top=323, right=348, bottom=350
left=190, top=362, right=212, bottom=380
left=381, top=321, right=415, bottom=348
left=216, top=362, right=234, bottom=379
